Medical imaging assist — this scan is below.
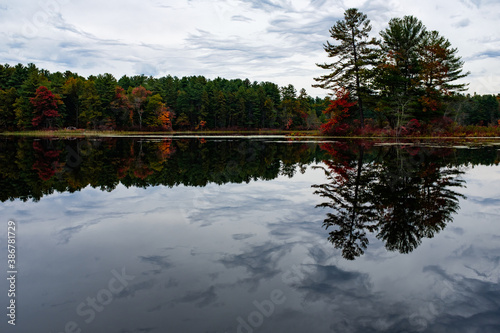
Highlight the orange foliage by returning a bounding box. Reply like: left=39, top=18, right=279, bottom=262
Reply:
left=158, top=140, right=175, bottom=159
left=158, top=104, right=173, bottom=130
left=195, top=120, right=207, bottom=130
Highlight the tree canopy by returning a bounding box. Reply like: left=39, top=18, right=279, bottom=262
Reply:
left=0, top=63, right=327, bottom=132
left=314, top=9, right=494, bottom=136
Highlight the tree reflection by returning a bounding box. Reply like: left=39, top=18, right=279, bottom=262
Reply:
left=32, top=140, right=63, bottom=181
left=314, top=142, right=466, bottom=259
left=0, top=137, right=323, bottom=202
left=312, top=142, right=378, bottom=260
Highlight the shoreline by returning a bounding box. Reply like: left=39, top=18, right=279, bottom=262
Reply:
left=2, top=129, right=500, bottom=140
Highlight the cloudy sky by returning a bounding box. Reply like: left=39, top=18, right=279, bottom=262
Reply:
left=1, top=0, right=499, bottom=97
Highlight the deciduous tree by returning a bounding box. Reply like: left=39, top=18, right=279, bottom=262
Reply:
left=320, top=88, right=356, bottom=135
left=30, top=86, right=62, bottom=128
left=130, top=86, right=152, bottom=129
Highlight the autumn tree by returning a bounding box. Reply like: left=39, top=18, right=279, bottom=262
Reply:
left=418, top=30, right=469, bottom=113
left=313, top=8, right=378, bottom=127
left=320, top=88, right=356, bottom=135
left=144, top=93, right=174, bottom=130
left=130, top=86, right=152, bottom=129
left=158, top=103, right=173, bottom=130
left=30, top=86, right=62, bottom=128
left=110, top=86, right=132, bottom=128
left=376, top=16, right=468, bottom=127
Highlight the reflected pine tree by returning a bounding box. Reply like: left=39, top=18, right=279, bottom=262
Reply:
left=373, top=146, right=465, bottom=253
left=312, top=142, right=379, bottom=259
left=314, top=142, right=466, bottom=259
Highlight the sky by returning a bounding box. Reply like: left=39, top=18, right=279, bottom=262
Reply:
left=1, top=0, right=499, bottom=97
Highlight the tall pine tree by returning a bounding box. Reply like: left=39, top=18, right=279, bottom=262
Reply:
left=313, top=8, right=378, bottom=127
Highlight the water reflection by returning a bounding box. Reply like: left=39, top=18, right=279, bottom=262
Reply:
left=313, top=142, right=467, bottom=259
left=0, top=137, right=324, bottom=201
left=0, top=138, right=497, bottom=259
left=1, top=137, right=500, bottom=332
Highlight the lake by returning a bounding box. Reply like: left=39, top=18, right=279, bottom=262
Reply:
left=1, top=136, right=500, bottom=333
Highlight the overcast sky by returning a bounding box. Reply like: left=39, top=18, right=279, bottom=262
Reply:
left=1, top=0, right=499, bottom=97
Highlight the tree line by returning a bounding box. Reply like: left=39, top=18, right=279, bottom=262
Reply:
left=1, top=9, right=499, bottom=134
left=314, top=9, right=500, bottom=135
left=0, top=63, right=328, bottom=131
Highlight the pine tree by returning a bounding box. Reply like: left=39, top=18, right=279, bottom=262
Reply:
left=313, top=8, right=378, bottom=127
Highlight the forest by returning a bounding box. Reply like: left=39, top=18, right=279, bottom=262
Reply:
left=0, top=63, right=327, bottom=132
left=0, top=11, right=499, bottom=134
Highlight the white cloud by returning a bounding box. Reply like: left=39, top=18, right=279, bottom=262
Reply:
left=0, top=0, right=498, bottom=96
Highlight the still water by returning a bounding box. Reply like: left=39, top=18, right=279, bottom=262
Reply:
left=1, top=137, right=500, bottom=333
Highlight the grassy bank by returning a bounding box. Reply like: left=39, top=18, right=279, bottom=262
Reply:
left=0, top=129, right=322, bottom=138
left=2, top=128, right=500, bottom=140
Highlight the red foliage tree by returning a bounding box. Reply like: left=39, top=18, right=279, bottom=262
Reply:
left=320, top=88, right=357, bottom=135
left=30, top=86, right=62, bottom=128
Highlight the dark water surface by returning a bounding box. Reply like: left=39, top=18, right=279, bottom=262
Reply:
left=1, top=137, right=500, bottom=333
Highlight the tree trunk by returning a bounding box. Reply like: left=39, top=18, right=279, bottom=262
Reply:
left=351, top=27, right=365, bottom=128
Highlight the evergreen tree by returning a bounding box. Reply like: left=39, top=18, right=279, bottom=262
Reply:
left=62, top=77, right=84, bottom=128
left=418, top=30, right=469, bottom=114
left=14, top=66, right=48, bottom=130
left=313, top=8, right=378, bottom=127
left=79, top=80, right=103, bottom=129
left=375, top=16, right=427, bottom=129
left=95, top=73, right=118, bottom=126
left=0, top=87, right=18, bottom=130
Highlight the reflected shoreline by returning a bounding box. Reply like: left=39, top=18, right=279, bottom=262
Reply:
left=1, top=137, right=499, bottom=203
